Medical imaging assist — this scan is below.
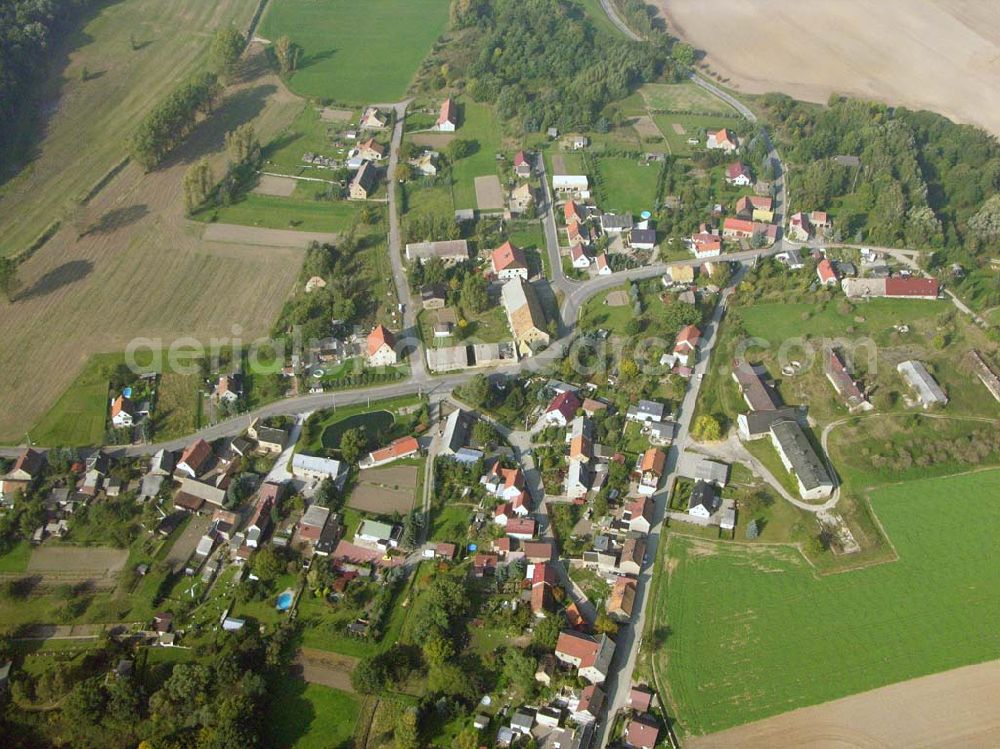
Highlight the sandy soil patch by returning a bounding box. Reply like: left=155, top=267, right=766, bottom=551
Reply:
left=671, top=123, right=686, bottom=135
left=319, top=107, right=353, bottom=123
left=474, top=175, right=504, bottom=210
left=27, top=546, right=128, bottom=574
left=0, top=48, right=305, bottom=442
left=631, top=115, right=663, bottom=140
left=605, top=290, right=629, bottom=307
left=202, top=223, right=338, bottom=248
left=254, top=174, right=298, bottom=197
left=655, top=0, right=1000, bottom=136
left=292, top=648, right=358, bottom=692
left=410, top=132, right=454, bottom=148
left=688, top=658, right=1000, bottom=749
left=348, top=464, right=418, bottom=515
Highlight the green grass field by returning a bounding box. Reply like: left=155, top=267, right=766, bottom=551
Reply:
left=262, top=680, right=360, bottom=749
left=659, top=469, right=1000, bottom=737
left=0, top=541, right=32, bottom=573
left=29, top=353, right=123, bottom=446
left=195, top=192, right=361, bottom=233
left=738, top=299, right=944, bottom=344
left=450, top=100, right=506, bottom=210
left=259, top=0, right=451, bottom=104
left=640, top=82, right=739, bottom=115
left=594, top=156, right=661, bottom=214
left=263, top=103, right=356, bottom=174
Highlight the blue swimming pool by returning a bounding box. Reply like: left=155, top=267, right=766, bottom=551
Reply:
left=276, top=590, right=295, bottom=611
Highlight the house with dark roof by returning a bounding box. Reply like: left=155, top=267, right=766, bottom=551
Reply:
left=349, top=161, right=377, bottom=200
left=688, top=480, right=720, bottom=519
left=769, top=419, right=834, bottom=499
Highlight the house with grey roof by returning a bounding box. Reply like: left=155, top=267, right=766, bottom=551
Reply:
left=769, top=419, right=834, bottom=500
left=897, top=360, right=948, bottom=409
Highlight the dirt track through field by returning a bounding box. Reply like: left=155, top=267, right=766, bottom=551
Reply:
left=655, top=0, right=1000, bottom=136
left=0, top=45, right=306, bottom=441
left=687, top=658, right=1000, bottom=749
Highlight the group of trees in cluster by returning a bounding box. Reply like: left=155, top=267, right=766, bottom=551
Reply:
left=762, top=94, right=1000, bottom=261
left=407, top=255, right=489, bottom=315
left=272, top=231, right=375, bottom=342
left=182, top=122, right=261, bottom=214
left=2, top=623, right=294, bottom=749
left=450, top=0, right=676, bottom=132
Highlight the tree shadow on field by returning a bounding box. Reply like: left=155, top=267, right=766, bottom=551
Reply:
left=15, top=259, right=94, bottom=302
left=298, top=48, right=336, bottom=70
left=165, top=84, right=278, bottom=168
left=79, top=204, right=149, bottom=236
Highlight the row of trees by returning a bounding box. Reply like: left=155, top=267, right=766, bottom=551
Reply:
left=129, top=72, right=221, bottom=170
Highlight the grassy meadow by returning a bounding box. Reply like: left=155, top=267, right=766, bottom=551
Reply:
left=259, top=0, right=451, bottom=103
left=262, top=680, right=361, bottom=749
left=640, top=82, right=740, bottom=115
left=593, top=156, right=662, bottom=214
left=659, top=469, right=1000, bottom=736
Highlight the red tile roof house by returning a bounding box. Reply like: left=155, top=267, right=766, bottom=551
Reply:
left=1, top=447, right=45, bottom=507
left=367, top=324, right=398, bottom=367
left=554, top=630, right=616, bottom=684
left=885, top=277, right=940, bottom=299
left=724, top=161, right=753, bottom=186
left=564, top=200, right=586, bottom=225
left=673, top=324, right=701, bottom=366
left=435, top=97, right=457, bottom=132
left=435, top=542, right=457, bottom=559
left=628, top=685, right=655, bottom=712
left=706, top=128, right=739, bottom=152
left=636, top=448, right=666, bottom=496
left=360, top=436, right=420, bottom=468
left=545, top=390, right=582, bottom=427
left=817, top=257, right=838, bottom=286
left=530, top=562, right=558, bottom=617
left=110, top=395, right=136, bottom=428
left=505, top=517, right=536, bottom=540
left=625, top=714, right=660, bottom=749
left=595, top=253, right=611, bottom=275
left=177, top=439, right=213, bottom=479
left=567, top=221, right=590, bottom=245
left=472, top=552, right=498, bottom=577
left=564, top=601, right=586, bottom=630
left=826, top=349, right=872, bottom=412
left=513, top=150, right=532, bottom=178
left=735, top=195, right=773, bottom=218
left=573, top=684, right=605, bottom=724
left=570, top=242, right=591, bottom=269
left=491, top=241, right=529, bottom=281
left=523, top=540, right=554, bottom=563
left=483, top=463, right=529, bottom=505
left=722, top=217, right=755, bottom=240
left=624, top=496, right=653, bottom=534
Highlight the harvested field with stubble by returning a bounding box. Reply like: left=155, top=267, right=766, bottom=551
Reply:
left=688, top=659, right=1000, bottom=749
left=656, top=0, right=1000, bottom=135
left=0, top=44, right=307, bottom=443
